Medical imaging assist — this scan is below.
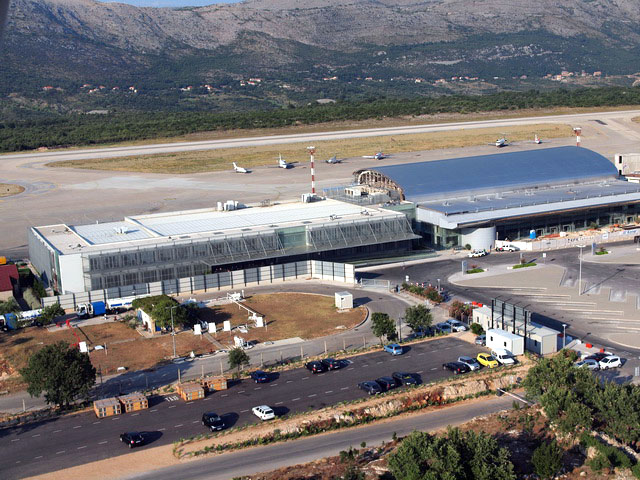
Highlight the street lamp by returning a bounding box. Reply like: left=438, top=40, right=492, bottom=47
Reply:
left=169, top=305, right=178, bottom=359
left=577, top=245, right=586, bottom=295
left=437, top=278, right=441, bottom=291
left=562, top=323, right=568, bottom=349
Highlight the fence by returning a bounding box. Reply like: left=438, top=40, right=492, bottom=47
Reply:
left=42, top=260, right=356, bottom=309
left=358, top=279, right=391, bottom=290
left=497, top=228, right=640, bottom=252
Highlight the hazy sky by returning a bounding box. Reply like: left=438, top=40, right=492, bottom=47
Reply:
left=97, top=0, right=241, bottom=7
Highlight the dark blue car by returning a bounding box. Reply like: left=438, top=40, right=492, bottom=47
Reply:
left=250, top=370, right=270, bottom=383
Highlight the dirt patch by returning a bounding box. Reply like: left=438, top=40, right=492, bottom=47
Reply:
left=48, top=123, right=572, bottom=174
left=198, top=293, right=366, bottom=346
left=0, top=183, right=25, bottom=197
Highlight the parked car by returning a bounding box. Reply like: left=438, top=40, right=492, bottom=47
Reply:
left=477, top=352, right=499, bottom=368
left=252, top=405, right=275, bottom=421
left=496, top=245, right=518, bottom=252
left=201, top=412, right=225, bottom=431
left=358, top=381, right=382, bottom=395
left=383, top=344, right=403, bottom=355
left=575, top=358, right=600, bottom=371
left=468, top=249, right=488, bottom=258
left=599, top=355, right=622, bottom=370
left=321, top=358, right=341, bottom=370
left=250, top=370, right=270, bottom=383
left=375, top=376, right=397, bottom=392
left=435, top=322, right=453, bottom=334
left=475, top=334, right=486, bottom=346
left=120, top=432, right=144, bottom=448
left=443, top=361, right=470, bottom=375
left=457, top=355, right=481, bottom=371
left=392, top=371, right=419, bottom=386
left=411, top=326, right=432, bottom=339
left=585, top=352, right=610, bottom=363
left=305, top=361, right=328, bottom=374
left=491, top=348, right=516, bottom=365
left=445, top=319, right=468, bottom=332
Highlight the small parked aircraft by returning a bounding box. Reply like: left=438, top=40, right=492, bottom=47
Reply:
left=278, top=154, right=293, bottom=169
left=325, top=155, right=343, bottom=164
left=232, top=162, right=250, bottom=173
left=362, top=151, right=389, bottom=160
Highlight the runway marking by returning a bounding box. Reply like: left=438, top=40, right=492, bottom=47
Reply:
left=174, top=424, right=184, bottom=428
left=325, top=390, right=333, bottom=394
left=150, top=409, right=158, bottom=412
left=34, top=455, right=43, bottom=460
left=292, top=397, right=300, bottom=401
left=98, top=441, right=108, bottom=445
left=340, top=387, right=349, bottom=390
left=53, top=430, right=62, bottom=433
left=168, top=405, right=177, bottom=409
left=77, top=445, right=87, bottom=450
left=32, top=434, right=40, bottom=437
left=56, top=450, right=66, bottom=454
left=240, top=409, right=249, bottom=413
left=308, top=394, right=317, bottom=398
left=11, top=438, right=20, bottom=442
left=73, top=425, right=82, bottom=429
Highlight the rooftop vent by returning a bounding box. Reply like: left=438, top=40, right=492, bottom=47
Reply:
left=114, top=226, right=130, bottom=235
left=241, top=228, right=252, bottom=231
left=442, top=201, right=451, bottom=206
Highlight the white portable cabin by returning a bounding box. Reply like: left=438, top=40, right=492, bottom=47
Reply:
left=486, top=329, right=524, bottom=356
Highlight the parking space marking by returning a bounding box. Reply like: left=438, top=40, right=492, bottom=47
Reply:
left=275, top=401, right=284, bottom=405
left=347, top=367, right=355, bottom=370
left=362, top=365, right=369, bottom=367
left=112, top=416, right=121, bottom=419
left=325, top=390, right=333, bottom=394
left=430, top=367, right=438, bottom=371
left=286, top=380, right=293, bottom=383
left=92, top=421, right=101, bottom=425
left=238, top=391, right=245, bottom=394
left=77, top=446, right=87, bottom=450
left=158, top=428, right=166, bottom=431
left=34, top=455, right=43, bottom=460
left=240, top=409, right=249, bottom=413
left=270, top=383, right=278, bottom=387
left=417, top=352, right=425, bottom=356
left=221, top=394, right=228, bottom=397
left=390, top=359, right=397, bottom=361
left=168, top=405, right=177, bottom=409
left=32, top=434, right=40, bottom=437
left=376, top=361, right=383, bottom=364
left=11, top=438, right=20, bottom=442
left=73, top=425, right=82, bottom=429
left=202, top=397, right=211, bottom=401
left=292, top=397, right=300, bottom=401
left=174, top=424, right=184, bottom=428
left=98, top=441, right=108, bottom=445
left=186, top=402, right=193, bottom=405
left=416, top=370, right=424, bottom=374
left=341, top=387, right=349, bottom=390
left=56, top=450, right=66, bottom=454
left=254, top=387, right=261, bottom=390
left=302, top=377, right=309, bottom=380
left=150, top=409, right=158, bottom=412
left=308, top=394, right=317, bottom=398
left=192, top=420, right=200, bottom=424
left=53, top=430, right=62, bottom=433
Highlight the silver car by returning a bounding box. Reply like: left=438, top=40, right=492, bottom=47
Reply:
left=457, top=355, right=480, bottom=371
left=446, top=319, right=468, bottom=332
left=575, top=358, right=600, bottom=371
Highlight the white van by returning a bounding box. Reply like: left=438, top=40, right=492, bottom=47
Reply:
left=491, top=348, right=516, bottom=365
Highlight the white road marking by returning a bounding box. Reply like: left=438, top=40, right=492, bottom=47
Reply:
left=390, top=359, right=397, bottom=361
left=192, top=420, right=200, bottom=424
left=340, top=387, right=349, bottom=390
left=308, top=394, right=317, bottom=398
left=286, top=380, right=293, bottom=383
left=73, top=425, right=82, bottom=429
left=238, top=391, right=245, bottom=394
left=77, top=446, right=87, bottom=450
left=112, top=416, right=121, bottom=419
left=270, top=383, right=278, bottom=387
left=417, top=352, right=425, bottom=356
left=275, top=401, right=283, bottom=405
left=430, top=367, right=438, bottom=371
left=416, top=370, right=424, bottom=374
left=158, top=428, right=166, bottom=431
left=168, top=405, right=177, bottom=409
left=362, top=365, right=369, bottom=368
left=347, top=367, right=355, bottom=370
left=32, top=434, right=40, bottom=437
left=34, top=455, right=43, bottom=460
left=150, top=409, right=158, bottom=412
left=254, top=387, right=261, bottom=390
left=98, top=441, right=108, bottom=445
left=221, top=394, right=228, bottom=397
left=240, top=409, right=249, bottom=413
left=92, top=421, right=101, bottom=425
left=292, top=397, right=300, bottom=401
left=53, top=430, right=62, bottom=433
left=376, top=361, right=383, bottom=364
left=15, top=461, right=20, bottom=464
left=186, top=402, right=193, bottom=405
left=174, top=424, right=183, bottom=428
left=202, top=397, right=211, bottom=401
left=11, top=439, right=20, bottom=442
left=302, top=377, right=309, bottom=380
left=325, top=390, right=333, bottom=394
left=56, top=450, right=66, bottom=454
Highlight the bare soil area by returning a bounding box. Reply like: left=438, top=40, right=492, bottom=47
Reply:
left=49, top=123, right=572, bottom=174
left=0, top=183, right=25, bottom=197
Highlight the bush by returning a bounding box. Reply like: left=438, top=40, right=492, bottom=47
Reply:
left=531, top=440, right=564, bottom=479
left=23, top=288, right=41, bottom=310
left=587, top=452, right=611, bottom=473
left=464, top=244, right=472, bottom=250
left=33, top=279, right=47, bottom=299
left=470, top=323, right=484, bottom=335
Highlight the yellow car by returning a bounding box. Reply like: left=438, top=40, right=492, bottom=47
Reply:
left=477, top=352, right=499, bottom=368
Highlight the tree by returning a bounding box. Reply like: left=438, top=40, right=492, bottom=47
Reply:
left=404, top=305, right=432, bottom=333
left=388, top=428, right=516, bottom=480
left=132, top=295, right=189, bottom=329
left=470, top=323, right=484, bottom=335
left=0, top=297, right=20, bottom=315
left=40, top=303, right=65, bottom=324
left=228, top=347, right=250, bottom=374
left=371, top=312, right=396, bottom=344
left=531, top=440, right=564, bottom=480
left=20, top=341, right=96, bottom=408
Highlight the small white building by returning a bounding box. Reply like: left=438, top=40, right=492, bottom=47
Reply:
left=472, top=305, right=559, bottom=355
left=486, top=329, right=524, bottom=356
left=335, top=291, right=353, bottom=310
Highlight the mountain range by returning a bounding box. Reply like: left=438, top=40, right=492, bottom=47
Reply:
left=2, top=0, right=640, bottom=113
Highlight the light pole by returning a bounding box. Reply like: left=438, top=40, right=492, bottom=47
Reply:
left=169, top=305, right=178, bottom=359
left=562, top=323, right=567, bottom=349
left=577, top=244, right=585, bottom=295
left=437, top=278, right=441, bottom=291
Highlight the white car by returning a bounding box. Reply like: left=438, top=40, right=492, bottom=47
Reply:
left=252, top=405, right=275, bottom=421
left=599, top=355, right=622, bottom=370
left=445, top=319, right=468, bottom=332
left=491, top=348, right=516, bottom=365
left=467, top=249, right=488, bottom=258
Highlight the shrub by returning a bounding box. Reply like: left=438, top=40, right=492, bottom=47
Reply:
left=471, top=323, right=484, bottom=335
left=531, top=440, right=564, bottom=479
left=464, top=244, right=472, bottom=250
left=23, top=288, right=41, bottom=310
left=587, top=452, right=611, bottom=473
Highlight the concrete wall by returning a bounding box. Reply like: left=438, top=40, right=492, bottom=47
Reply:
left=58, top=253, right=85, bottom=293
left=461, top=226, right=496, bottom=250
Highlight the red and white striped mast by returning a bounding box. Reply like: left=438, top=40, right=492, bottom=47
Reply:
left=573, top=127, right=582, bottom=147
left=307, top=146, right=316, bottom=195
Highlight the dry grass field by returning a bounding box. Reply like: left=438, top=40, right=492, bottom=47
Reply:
left=49, top=123, right=572, bottom=174
left=0, top=183, right=25, bottom=197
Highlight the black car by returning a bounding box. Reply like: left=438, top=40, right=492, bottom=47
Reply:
left=443, top=361, right=470, bottom=375
left=120, top=432, right=144, bottom=448
left=201, top=412, right=225, bottom=431
left=358, top=381, right=382, bottom=395
left=250, top=370, right=270, bottom=383
left=305, top=361, right=328, bottom=374
left=320, top=358, right=341, bottom=370
left=585, top=352, right=609, bottom=362
left=375, top=376, right=397, bottom=392
left=392, top=371, right=419, bottom=386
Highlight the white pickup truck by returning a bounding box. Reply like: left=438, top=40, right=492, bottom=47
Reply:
left=496, top=244, right=518, bottom=252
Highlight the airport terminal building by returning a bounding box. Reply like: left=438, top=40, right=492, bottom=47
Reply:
left=351, top=146, right=640, bottom=249
left=29, top=199, right=417, bottom=294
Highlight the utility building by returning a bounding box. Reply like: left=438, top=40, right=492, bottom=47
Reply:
left=352, top=147, right=640, bottom=250
left=29, top=199, right=417, bottom=294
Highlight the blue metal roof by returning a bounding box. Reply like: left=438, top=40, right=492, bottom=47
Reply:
left=370, top=147, right=617, bottom=203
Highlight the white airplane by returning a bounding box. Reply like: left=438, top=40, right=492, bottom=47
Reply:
left=278, top=154, right=292, bottom=169
left=232, top=162, right=250, bottom=173
left=325, top=155, right=342, bottom=164
left=493, top=137, right=508, bottom=148
left=534, top=134, right=542, bottom=144
left=362, top=151, right=388, bottom=160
